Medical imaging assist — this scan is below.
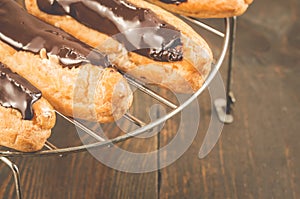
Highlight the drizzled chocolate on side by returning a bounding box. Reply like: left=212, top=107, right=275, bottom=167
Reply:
left=160, top=0, right=187, bottom=5
left=0, top=63, right=41, bottom=120
left=0, top=0, right=110, bottom=68
left=37, top=0, right=183, bottom=62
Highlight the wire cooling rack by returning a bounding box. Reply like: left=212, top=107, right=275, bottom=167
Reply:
left=0, top=18, right=230, bottom=157
left=0, top=15, right=232, bottom=199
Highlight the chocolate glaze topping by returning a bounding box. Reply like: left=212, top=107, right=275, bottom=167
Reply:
left=37, top=0, right=183, bottom=62
left=0, top=63, right=41, bottom=120
left=159, top=0, right=187, bottom=5
left=0, top=0, right=110, bottom=68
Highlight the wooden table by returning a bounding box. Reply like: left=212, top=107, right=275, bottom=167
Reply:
left=1, top=0, right=300, bottom=198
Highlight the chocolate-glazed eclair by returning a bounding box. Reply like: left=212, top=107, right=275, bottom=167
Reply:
left=145, top=0, right=253, bottom=18
left=26, top=0, right=213, bottom=93
left=0, top=0, right=133, bottom=123
left=0, top=62, right=55, bottom=152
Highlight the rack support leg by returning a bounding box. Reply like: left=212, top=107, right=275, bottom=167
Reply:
left=215, top=17, right=237, bottom=124
left=0, top=157, right=22, bottom=199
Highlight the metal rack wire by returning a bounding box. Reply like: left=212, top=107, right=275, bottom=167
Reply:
left=0, top=17, right=232, bottom=199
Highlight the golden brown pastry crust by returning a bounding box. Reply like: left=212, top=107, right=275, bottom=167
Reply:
left=25, top=0, right=213, bottom=93
left=0, top=43, right=56, bottom=152
left=0, top=49, right=56, bottom=151
left=0, top=40, right=133, bottom=123
left=146, top=0, right=253, bottom=18
left=0, top=98, right=55, bottom=152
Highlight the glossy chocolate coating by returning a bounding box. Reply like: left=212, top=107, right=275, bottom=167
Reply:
left=0, top=63, right=41, bottom=120
left=159, top=0, right=187, bottom=5
left=0, top=0, right=110, bottom=68
left=37, top=0, right=183, bottom=62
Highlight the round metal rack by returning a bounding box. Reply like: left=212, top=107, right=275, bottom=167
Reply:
left=0, top=16, right=233, bottom=199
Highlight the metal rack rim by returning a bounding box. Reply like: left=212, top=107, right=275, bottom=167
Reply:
left=0, top=17, right=231, bottom=158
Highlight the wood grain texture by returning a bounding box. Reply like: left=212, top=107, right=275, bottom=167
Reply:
left=159, top=0, right=300, bottom=198
left=1, top=88, right=159, bottom=199
left=1, top=0, right=300, bottom=198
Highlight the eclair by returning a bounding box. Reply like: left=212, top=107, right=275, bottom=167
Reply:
left=25, top=0, right=213, bottom=93
left=0, top=62, right=56, bottom=152
left=145, top=0, right=253, bottom=18
left=0, top=0, right=133, bottom=123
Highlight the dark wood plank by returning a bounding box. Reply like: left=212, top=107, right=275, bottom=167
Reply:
left=0, top=88, right=159, bottom=199
left=159, top=0, right=300, bottom=198
left=1, top=0, right=300, bottom=198
left=0, top=162, right=16, bottom=198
